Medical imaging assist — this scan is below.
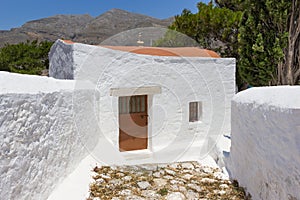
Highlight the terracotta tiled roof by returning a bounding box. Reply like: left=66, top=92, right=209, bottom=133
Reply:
left=61, top=40, right=220, bottom=58
left=101, top=46, right=220, bottom=58
left=62, top=40, right=75, bottom=44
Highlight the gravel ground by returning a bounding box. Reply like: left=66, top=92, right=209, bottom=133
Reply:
left=87, top=161, right=250, bottom=200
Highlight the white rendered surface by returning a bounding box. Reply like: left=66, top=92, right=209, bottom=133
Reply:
left=49, top=39, right=236, bottom=165
left=0, top=38, right=236, bottom=200
left=0, top=71, right=74, bottom=94
left=228, top=86, right=300, bottom=200
left=47, top=39, right=236, bottom=199
left=0, top=72, right=96, bottom=200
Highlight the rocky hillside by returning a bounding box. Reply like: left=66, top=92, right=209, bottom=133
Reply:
left=0, top=9, right=174, bottom=47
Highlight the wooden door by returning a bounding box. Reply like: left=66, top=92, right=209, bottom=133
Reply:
left=119, top=95, right=148, bottom=152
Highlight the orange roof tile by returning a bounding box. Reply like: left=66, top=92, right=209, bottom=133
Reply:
left=101, top=46, right=220, bottom=58
left=61, top=40, right=220, bottom=58
left=62, top=40, right=75, bottom=44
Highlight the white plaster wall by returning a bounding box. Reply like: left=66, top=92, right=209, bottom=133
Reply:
left=0, top=72, right=97, bottom=200
left=0, top=42, right=235, bottom=200
left=49, top=40, right=236, bottom=164
left=228, top=86, right=300, bottom=200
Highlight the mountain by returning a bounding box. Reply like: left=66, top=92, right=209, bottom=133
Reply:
left=0, top=9, right=174, bottom=47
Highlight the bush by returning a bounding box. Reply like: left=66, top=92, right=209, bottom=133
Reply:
left=0, top=40, right=53, bottom=75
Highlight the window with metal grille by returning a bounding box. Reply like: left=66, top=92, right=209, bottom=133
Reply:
left=119, top=95, right=146, bottom=114
left=189, top=101, right=202, bottom=122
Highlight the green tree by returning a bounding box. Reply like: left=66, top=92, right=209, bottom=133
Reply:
left=158, top=2, right=243, bottom=87
left=157, top=0, right=299, bottom=86
left=214, top=0, right=244, bottom=11
left=238, top=0, right=300, bottom=86
left=281, top=0, right=300, bottom=85
left=0, top=40, right=53, bottom=75
left=153, top=29, right=199, bottom=47
left=170, top=3, right=242, bottom=58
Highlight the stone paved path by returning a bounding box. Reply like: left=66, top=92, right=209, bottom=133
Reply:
left=87, top=161, right=248, bottom=200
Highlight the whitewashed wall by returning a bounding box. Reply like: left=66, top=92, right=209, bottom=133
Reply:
left=0, top=72, right=96, bottom=200
left=229, top=86, right=300, bottom=200
left=0, top=39, right=236, bottom=199
left=49, top=40, right=236, bottom=164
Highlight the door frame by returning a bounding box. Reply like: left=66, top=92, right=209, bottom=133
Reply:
left=118, top=95, right=148, bottom=152
left=110, top=86, right=161, bottom=153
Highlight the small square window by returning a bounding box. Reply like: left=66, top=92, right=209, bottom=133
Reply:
left=189, top=101, right=202, bottom=122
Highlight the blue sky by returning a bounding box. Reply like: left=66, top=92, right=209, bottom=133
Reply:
left=0, top=0, right=210, bottom=30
